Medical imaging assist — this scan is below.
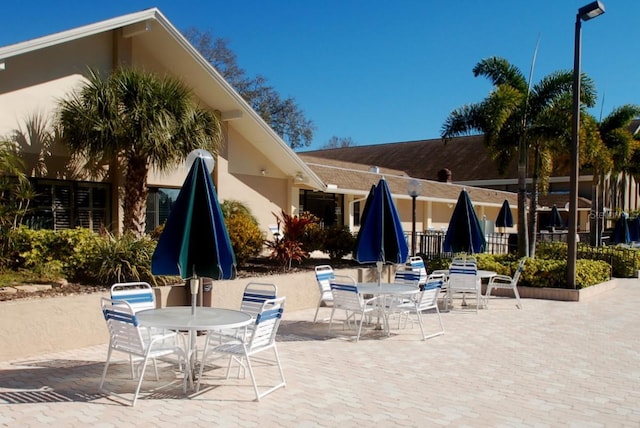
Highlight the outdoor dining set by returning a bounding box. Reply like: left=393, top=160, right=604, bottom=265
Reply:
left=100, top=281, right=287, bottom=406
left=312, top=255, right=524, bottom=343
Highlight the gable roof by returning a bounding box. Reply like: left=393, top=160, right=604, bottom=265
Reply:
left=0, top=8, right=324, bottom=189
left=299, top=135, right=519, bottom=183
left=299, top=153, right=518, bottom=207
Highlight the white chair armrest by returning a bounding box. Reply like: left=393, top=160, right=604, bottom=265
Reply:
left=489, top=275, right=513, bottom=285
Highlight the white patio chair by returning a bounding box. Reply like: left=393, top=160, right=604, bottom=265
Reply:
left=328, top=275, right=378, bottom=342
left=110, top=282, right=161, bottom=374
left=99, top=298, right=186, bottom=406
left=447, top=262, right=481, bottom=314
left=110, top=282, right=156, bottom=312
left=313, top=265, right=335, bottom=323
left=484, top=258, right=525, bottom=309
left=407, top=256, right=428, bottom=287
left=214, top=282, right=278, bottom=341
left=196, top=297, right=286, bottom=401
left=393, top=267, right=421, bottom=288
left=388, top=273, right=445, bottom=340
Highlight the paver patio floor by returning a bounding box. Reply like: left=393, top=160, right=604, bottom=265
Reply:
left=1, top=280, right=639, bottom=427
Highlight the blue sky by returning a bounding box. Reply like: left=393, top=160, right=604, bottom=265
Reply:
left=1, top=1, right=637, bottom=151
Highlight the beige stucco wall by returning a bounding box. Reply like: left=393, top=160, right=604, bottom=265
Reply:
left=0, top=267, right=374, bottom=361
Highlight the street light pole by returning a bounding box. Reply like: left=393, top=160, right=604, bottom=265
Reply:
left=407, top=179, right=423, bottom=256
left=568, top=1, right=605, bottom=288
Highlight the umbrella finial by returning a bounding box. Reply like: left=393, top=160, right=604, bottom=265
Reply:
left=187, top=149, right=215, bottom=173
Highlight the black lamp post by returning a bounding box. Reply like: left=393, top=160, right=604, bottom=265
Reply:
left=407, top=179, right=423, bottom=256
left=568, top=1, right=605, bottom=288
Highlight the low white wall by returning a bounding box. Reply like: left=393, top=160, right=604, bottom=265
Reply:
left=0, top=267, right=370, bottom=361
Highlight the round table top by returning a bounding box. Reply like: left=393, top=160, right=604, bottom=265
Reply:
left=357, top=283, right=420, bottom=295
left=137, top=306, right=252, bottom=331
left=446, top=269, right=497, bottom=278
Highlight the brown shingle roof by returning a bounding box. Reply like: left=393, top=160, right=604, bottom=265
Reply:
left=299, top=135, right=518, bottom=182
left=300, top=155, right=518, bottom=207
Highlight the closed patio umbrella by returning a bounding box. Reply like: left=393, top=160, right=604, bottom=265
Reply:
left=495, top=199, right=514, bottom=229
left=151, top=150, right=236, bottom=313
left=444, top=189, right=486, bottom=254
left=612, top=213, right=631, bottom=245
left=628, top=216, right=640, bottom=242
left=354, top=178, right=408, bottom=282
left=548, top=205, right=564, bottom=229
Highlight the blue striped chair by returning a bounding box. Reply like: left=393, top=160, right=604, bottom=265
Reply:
left=447, top=262, right=480, bottom=314
left=99, top=298, right=186, bottom=406
left=407, top=256, right=428, bottom=288
left=388, top=273, right=445, bottom=339
left=197, top=297, right=286, bottom=401
left=313, top=265, right=335, bottom=323
left=328, top=275, right=378, bottom=342
left=110, top=282, right=156, bottom=312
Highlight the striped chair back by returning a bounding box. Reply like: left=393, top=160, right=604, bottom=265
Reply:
left=241, top=282, right=278, bottom=319
left=393, top=268, right=421, bottom=288
left=407, top=256, right=428, bottom=286
left=249, top=297, right=286, bottom=350
left=110, top=282, right=155, bottom=312
left=330, top=275, right=364, bottom=312
left=314, top=265, right=335, bottom=300
left=417, top=273, right=444, bottom=311
left=448, top=263, right=478, bottom=292
left=101, top=298, right=145, bottom=355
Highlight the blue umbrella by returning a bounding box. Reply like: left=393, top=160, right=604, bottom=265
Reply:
left=495, top=199, right=514, bottom=228
left=152, top=154, right=236, bottom=309
left=354, top=178, right=408, bottom=267
left=444, top=189, right=486, bottom=254
left=628, top=217, right=640, bottom=242
left=612, top=213, right=631, bottom=244
left=548, top=205, right=564, bottom=229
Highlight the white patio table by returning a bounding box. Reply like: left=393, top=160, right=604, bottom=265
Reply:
left=137, top=306, right=252, bottom=390
left=357, top=282, right=419, bottom=335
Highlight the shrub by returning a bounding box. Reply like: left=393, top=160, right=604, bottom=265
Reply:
left=225, top=213, right=264, bottom=266
left=75, top=232, right=159, bottom=285
left=519, top=257, right=609, bottom=289
left=321, top=225, right=356, bottom=261
left=266, top=210, right=313, bottom=270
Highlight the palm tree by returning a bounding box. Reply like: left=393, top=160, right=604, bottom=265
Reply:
left=0, top=138, right=35, bottom=264
left=58, top=67, right=221, bottom=237
left=593, top=105, right=640, bottom=242
left=441, top=57, right=596, bottom=257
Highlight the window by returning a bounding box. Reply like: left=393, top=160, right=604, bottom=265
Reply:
left=354, top=201, right=361, bottom=226
left=146, top=188, right=181, bottom=233
left=298, top=190, right=343, bottom=227
left=24, top=180, right=111, bottom=232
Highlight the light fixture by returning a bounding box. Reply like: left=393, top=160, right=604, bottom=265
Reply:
left=578, top=1, right=605, bottom=20
left=568, top=1, right=605, bottom=289
left=122, top=21, right=152, bottom=38
left=407, top=179, right=423, bottom=256
left=295, top=172, right=304, bottom=182
left=260, top=169, right=267, bottom=176
left=186, top=149, right=215, bottom=173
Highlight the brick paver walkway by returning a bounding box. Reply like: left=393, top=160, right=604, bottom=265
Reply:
left=1, top=280, right=639, bottom=427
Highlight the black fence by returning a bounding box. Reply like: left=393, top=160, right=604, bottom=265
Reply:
left=409, top=230, right=591, bottom=259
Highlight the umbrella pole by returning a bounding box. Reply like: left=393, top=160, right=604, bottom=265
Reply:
left=190, top=275, right=200, bottom=315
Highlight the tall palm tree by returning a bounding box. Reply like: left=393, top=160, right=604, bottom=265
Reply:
left=594, top=105, right=640, bottom=241
left=441, top=57, right=596, bottom=257
left=58, top=68, right=221, bottom=237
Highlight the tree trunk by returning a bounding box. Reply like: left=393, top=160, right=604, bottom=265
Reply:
left=122, top=156, right=149, bottom=238
left=528, top=147, right=540, bottom=258
left=517, top=136, right=529, bottom=258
